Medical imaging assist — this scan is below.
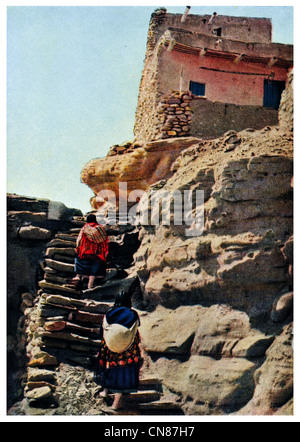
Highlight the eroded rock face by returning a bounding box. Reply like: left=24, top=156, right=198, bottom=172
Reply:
left=81, top=137, right=200, bottom=210
left=236, top=324, right=293, bottom=415
left=132, top=72, right=293, bottom=415
left=279, top=69, right=293, bottom=133
left=135, top=127, right=293, bottom=313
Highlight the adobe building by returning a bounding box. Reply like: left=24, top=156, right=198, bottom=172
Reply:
left=134, top=8, right=293, bottom=142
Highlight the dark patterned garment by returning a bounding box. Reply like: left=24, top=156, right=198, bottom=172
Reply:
left=97, top=331, right=142, bottom=370
left=94, top=306, right=143, bottom=393
left=95, top=332, right=142, bottom=393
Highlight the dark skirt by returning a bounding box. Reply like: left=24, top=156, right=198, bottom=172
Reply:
left=75, top=256, right=106, bottom=277
left=101, top=363, right=140, bottom=393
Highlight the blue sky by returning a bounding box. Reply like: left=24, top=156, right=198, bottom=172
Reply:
left=6, top=4, right=294, bottom=213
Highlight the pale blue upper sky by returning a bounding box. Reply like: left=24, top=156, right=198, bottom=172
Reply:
left=7, top=5, right=294, bottom=213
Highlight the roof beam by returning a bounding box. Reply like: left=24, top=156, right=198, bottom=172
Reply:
left=199, top=48, right=208, bottom=57
left=167, top=38, right=176, bottom=52
left=170, top=41, right=292, bottom=68
left=234, top=53, right=245, bottom=64
left=181, top=6, right=191, bottom=23
left=208, top=12, right=218, bottom=24
left=267, top=56, right=277, bottom=67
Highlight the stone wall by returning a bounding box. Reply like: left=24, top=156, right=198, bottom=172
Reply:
left=136, top=90, right=279, bottom=142
left=156, top=90, right=193, bottom=138
left=7, top=194, right=83, bottom=408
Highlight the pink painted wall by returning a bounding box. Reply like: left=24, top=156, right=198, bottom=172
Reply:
left=158, top=49, right=289, bottom=106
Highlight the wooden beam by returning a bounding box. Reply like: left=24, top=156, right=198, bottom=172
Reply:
left=208, top=12, right=218, bottom=24
left=167, top=38, right=176, bottom=52
left=267, top=57, right=277, bottom=67
left=181, top=6, right=191, bottom=23
left=234, top=53, right=245, bottom=64
left=199, top=48, right=207, bottom=57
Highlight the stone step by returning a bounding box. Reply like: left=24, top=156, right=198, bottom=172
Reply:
left=39, top=280, right=79, bottom=295
left=8, top=210, right=47, bottom=222
left=45, top=247, right=76, bottom=258
left=139, top=378, right=162, bottom=391
left=68, top=310, right=105, bottom=325
left=71, top=220, right=85, bottom=227
left=110, top=390, right=162, bottom=404
left=41, top=330, right=101, bottom=348
left=53, top=254, right=75, bottom=264
left=46, top=238, right=77, bottom=248
left=44, top=320, right=100, bottom=338
left=81, top=276, right=139, bottom=302
left=45, top=273, right=71, bottom=286
left=26, top=381, right=56, bottom=391
left=54, top=233, right=77, bottom=242
left=138, top=401, right=184, bottom=415
left=103, top=397, right=184, bottom=416
left=41, top=294, right=112, bottom=314
left=44, top=259, right=75, bottom=273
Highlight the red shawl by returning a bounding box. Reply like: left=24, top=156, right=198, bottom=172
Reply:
left=76, top=222, right=109, bottom=261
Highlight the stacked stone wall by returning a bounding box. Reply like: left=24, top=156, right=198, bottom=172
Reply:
left=156, top=91, right=193, bottom=139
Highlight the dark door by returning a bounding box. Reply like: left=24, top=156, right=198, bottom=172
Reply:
left=263, top=80, right=286, bottom=110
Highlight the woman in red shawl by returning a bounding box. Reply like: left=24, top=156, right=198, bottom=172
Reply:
left=68, top=214, right=109, bottom=291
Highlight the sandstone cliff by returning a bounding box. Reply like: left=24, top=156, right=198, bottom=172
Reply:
left=81, top=137, right=200, bottom=210
left=133, top=71, right=293, bottom=415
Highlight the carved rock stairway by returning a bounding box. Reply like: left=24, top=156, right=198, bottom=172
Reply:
left=24, top=226, right=183, bottom=415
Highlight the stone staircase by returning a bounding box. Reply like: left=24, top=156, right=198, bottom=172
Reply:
left=24, top=225, right=183, bottom=415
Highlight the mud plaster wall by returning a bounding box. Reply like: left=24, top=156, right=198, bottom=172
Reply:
left=189, top=99, right=278, bottom=139
left=149, top=12, right=273, bottom=45
left=158, top=49, right=289, bottom=107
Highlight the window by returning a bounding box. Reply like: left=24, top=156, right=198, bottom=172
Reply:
left=212, top=27, right=222, bottom=36
left=190, top=81, right=206, bottom=97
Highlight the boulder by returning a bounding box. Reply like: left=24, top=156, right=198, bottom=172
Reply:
left=26, top=386, right=53, bottom=404
left=155, top=355, right=256, bottom=414
left=231, top=334, right=274, bottom=358
left=19, top=226, right=52, bottom=240
left=28, top=352, right=59, bottom=368
left=271, top=292, right=293, bottom=323
left=139, top=305, right=205, bottom=355
left=190, top=304, right=250, bottom=358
